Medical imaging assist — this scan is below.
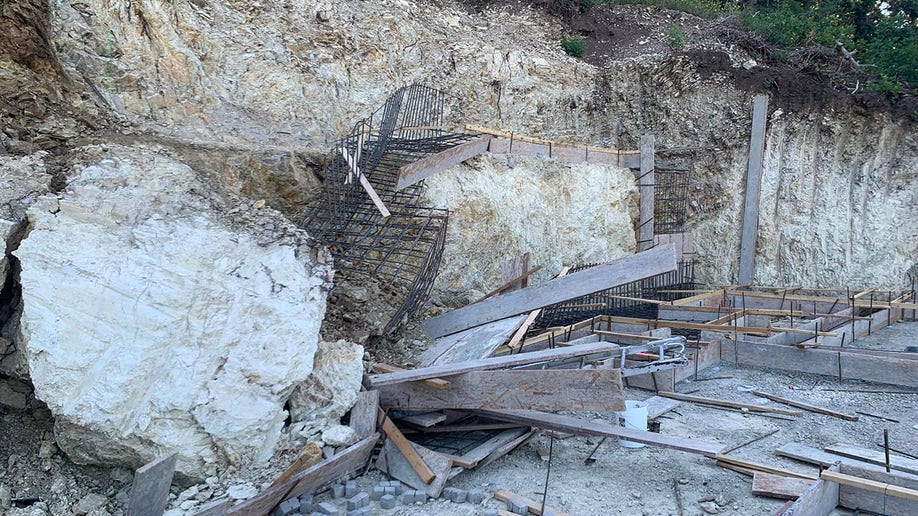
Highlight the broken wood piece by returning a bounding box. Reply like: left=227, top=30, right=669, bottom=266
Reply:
left=477, top=265, right=544, bottom=302
left=415, top=423, right=524, bottom=434
left=394, top=411, right=447, bottom=428
left=349, top=390, right=379, bottom=439
left=777, top=463, right=840, bottom=516
left=378, top=409, right=436, bottom=484
left=375, top=438, right=453, bottom=498
left=190, top=498, right=231, bottom=516
left=658, top=392, right=803, bottom=416
left=422, top=244, right=677, bottom=338
left=371, top=363, right=450, bottom=389
left=493, top=489, right=571, bottom=516
left=821, top=470, right=918, bottom=502
left=477, top=409, right=722, bottom=457
left=752, top=472, right=817, bottom=500
left=504, top=267, right=571, bottom=350
left=418, top=315, right=529, bottom=366
left=477, top=429, right=539, bottom=470
left=395, top=135, right=491, bottom=190
left=644, top=395, right=681, bottom=419
left=128, top=452, right=178, bottom=516
left=269, top=442, right=322, bottom=488
left=715, top=454, right=818, bottom=480
left=376, top=369, right=625, bottom=412
left=454, top=428, right=531, bottom=469
left=368, top=341, right=622, bottom=387
left=824, top=443, right=918, bottom=476
left=226, top=434, right=378, bottom=516
left=338, top=146, right=391, bottom=218
left=751, top=391, right=858, bottom=421
left=501, top=252, right=532, bottom=290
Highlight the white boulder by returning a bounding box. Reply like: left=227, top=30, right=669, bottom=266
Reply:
left=14, top=145, right=334, bottom=477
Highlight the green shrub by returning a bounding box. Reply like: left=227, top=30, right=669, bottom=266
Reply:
left=561, top=37, right=586, bottom=57
left=666, top=25, right=684, bottom=49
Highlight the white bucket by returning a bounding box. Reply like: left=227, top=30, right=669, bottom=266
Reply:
left=615, top=400, right=648, bottom=449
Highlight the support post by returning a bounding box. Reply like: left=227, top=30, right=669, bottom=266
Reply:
left=738, top=95, right=768, bottom=285
left=639, top=135, right=655, bottom=252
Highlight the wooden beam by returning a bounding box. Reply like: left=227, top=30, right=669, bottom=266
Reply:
left=493, top=489, right=571, bottom=516
left=376, top=369, right=625, bottom=412
left=395, top=135, right=492, bottom=190
left=738, top=95, right=768, bottom=285
left=339, top=147, right=391, bottom=218
left=821, top=470, right=918, bottom=502
left=226, top=435, right=378, bottom=515
left=476, top=409, right=723, bottom=457
left=269, top=443, right=322, bottom=488
left=477, top=265, right=544, bottom=302
left=604, top=315, right=771, bottom=336
left=371, top=363, right=450, bottom=389
left=716, top=454, right=818, bottom=480
left=751, top=391, right=858, bottom=421
left=379, top=409, right=435, bottom=484
left=778, top=464, right=840, bottom=516
left=504, top=267, right=570, bottom=350
left=638, top=135, right=655, bottom=252
left=128, top=453, right=178, bottom=516
left=824, top=443, right=918, bottom=476
left=422, top=244, right=677, bottom=338
left=726, top=290, right=918, bottom=311
left=368, top=341, right=622, bottom=387
left=775, top=443, right=918, bottom=481
left=752, top=472, right=817, bottom=500
left=395, top=411, right=447, bottom=428
left=466, top=124, right=640, bottom=165
left=349, top=390, right=380, bottom=439
left=658, top=392, right=803, bottom=416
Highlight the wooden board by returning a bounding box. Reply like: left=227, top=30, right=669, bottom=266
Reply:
left=226, top=434, right=378, bottom=516
left=418, top=315, right=529, bottom=366
left=476, top=429, right=538, bottom=470
left=371, top=363, right=450, bottom=389
left=375, top=438, right=453, bottom=499
left=822, top=470, right=918, bottom=501
left=476, top=409, right=722, bottom=457
left=455, top=428, right=530, bottom=468
left=493, top=489, right=570, bottom=516
left=484, top=135, right=641, bottom=169
left=377, top=369, right=625, bottom=412
left=368, top=341, right=623, bottom=387
left=751, top=391, right=858, bottom=421
left=782, top=464, right=840, bottom=516
left=638, top=135, right=655, bottom=252
left=349, top=390, right=379, bottom=439
left=644, top=395, right=681, bottom=419
left=752, top=472, right=817, bottom=500
left=379, top=410, right=435, bottom=484
left=190, top=499, right=230, bottom=516
left=716, top=454, right=818, bottom=480
left=395, top=411, right=447, bottom=427
left=395, top=135, right=491, bottom=190
left=127, top=453, right=178, bottom=516
left=774, top=443, right=918, bottom=481
left=836, top=463, right=918, bottom=515
left=657, top=392, right=803, bottom=416
left=824, top=443, right=918, bottom=476
left=500, top=252, right=531, bottom=290
left=421, top=244, right=677, bottom=338
left=738, top=94, right=769, bottom=285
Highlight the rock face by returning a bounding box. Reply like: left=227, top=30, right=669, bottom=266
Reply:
left=422, top=155, right=638, bottom=293
left=288, top=339, right=364, bottom=429
left=14, top=145, right=334, bottom=477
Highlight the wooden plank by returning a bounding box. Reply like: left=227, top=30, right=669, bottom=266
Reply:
left=395, top=411, right=447, bottom=428
left=418, top=315, right=529, bottom=366
left=190, top=499, right=231, bottom=516
left=718, top=460, right=758, bottom=476
left=500, top=252, right=531, bottom=290
left=349, top=390, right=379, bottom=439
left=821, top=470, right=918, bottom=502
left=836, top=463, right=918, bottom=515
left=657, top=392, right=803, bottom=416
left=476, top=428, right=538, bottom=470
left=269, top=442, right=322, bottom=488
left=644, top=395, right=681, bottom=419
left=775, top=443, right=918, bottom=481
left=478, top=266, right=544, bottom=302
left=638, top=135, right=655, bottom=252
left=716, top=454, right=818, bottom=480
left=127, top=452, right=178, bottom=516
left=375, top=438, right=453, bottom=499
left=371, top=363, right=450, bottom=389
left=825, top=443, right=918, bottom=476
left=379, top=410, right=435, bottom=484
left=455, top=428, right=530, bottom=468
left=368, top=341, right=623, bottom=387
left=421, top=244, right=677, bottom=338
left=377, top=369, right=624, bottom=412
left=738, top=95, right=768, bottom=285
left=339, top=147, right=390, bottom=218
left=752, top=472, right=817, bottom=500
left=605, top=315, right=770, bottom=336
left=504, top=267, right=571, bottom=350
left=493, top=489, right=570, bottom=516
left=226, top=434, right=377, bottom=516
left=782, top=464, right=839, bottom=516
left=395, top=135, right=491, bottom=190
left=477, top=409, right=722, bottom=457
left=725, top=290, right=918, bottom=311
left=751, top=391, right=859, bottom=421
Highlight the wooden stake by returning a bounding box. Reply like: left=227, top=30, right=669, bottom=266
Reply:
left=378, top=409, right=435, bottom=484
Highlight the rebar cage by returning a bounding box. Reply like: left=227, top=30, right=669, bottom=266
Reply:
left=654, top=168, right=691, bottom=235
left=303, top=85, right=477, bottom=334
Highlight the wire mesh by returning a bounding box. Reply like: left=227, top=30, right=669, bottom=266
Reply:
left=303, top=85, right=476, bottom=334
left=654, top=169, right=690, bottom=235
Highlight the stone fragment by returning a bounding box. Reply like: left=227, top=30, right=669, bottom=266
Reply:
left=370, top=486, right=385, bottom=501
left=273, top=497, right=300, bottom=516
left=345, top=492, right=368, bottom=510
left=75, top=493, right=107, bottom=515
left=331, top=483, right=345, bottom=498
left=316, top=501, right=341, bottom=515
left=467, top=489, right=484, bottom=504
left=344, top=480, right=358, bottom=497
left=380, top=494, right=396, bottom=509
left=227, top=484, right=258, bottom=500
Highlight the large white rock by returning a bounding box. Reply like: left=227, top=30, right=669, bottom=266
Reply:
left=288, top=339, right=364, bottom=428
left=14, top=145, right=334, bottom=477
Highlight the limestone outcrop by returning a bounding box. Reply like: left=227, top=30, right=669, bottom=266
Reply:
left=14, top=145, right=336, bottom=477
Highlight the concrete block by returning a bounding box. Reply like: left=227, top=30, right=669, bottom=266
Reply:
left=380, top=494, right=396, bottom=510
left=273, top=497, right=300, bottom=516
left=331, top=483, right=345, bottom=499
left=508, top=499, right=528, bottom=515
left=347, top=508, right=372, bottom=516
left=414, top=491, right=428, bottom=504
left=346, top=492, right=369, bottom=510
left=400, top=490, right=415, bottom=505
left=467, top=489, right=485, bottom=504
left=383, top=486, right=395, bottom=496
left=387, top=481, right=402, bottom=495
left=317, top=501, right=341, bottom=515
left=452, top=488, right=466, bottom=503
left=299, top=493, right=314, bottom=513
left=370, top=486, right=385, bottom=501
left=482, top=510, right=500, bottom=516
left=345, top=481, right=358, bottom=498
